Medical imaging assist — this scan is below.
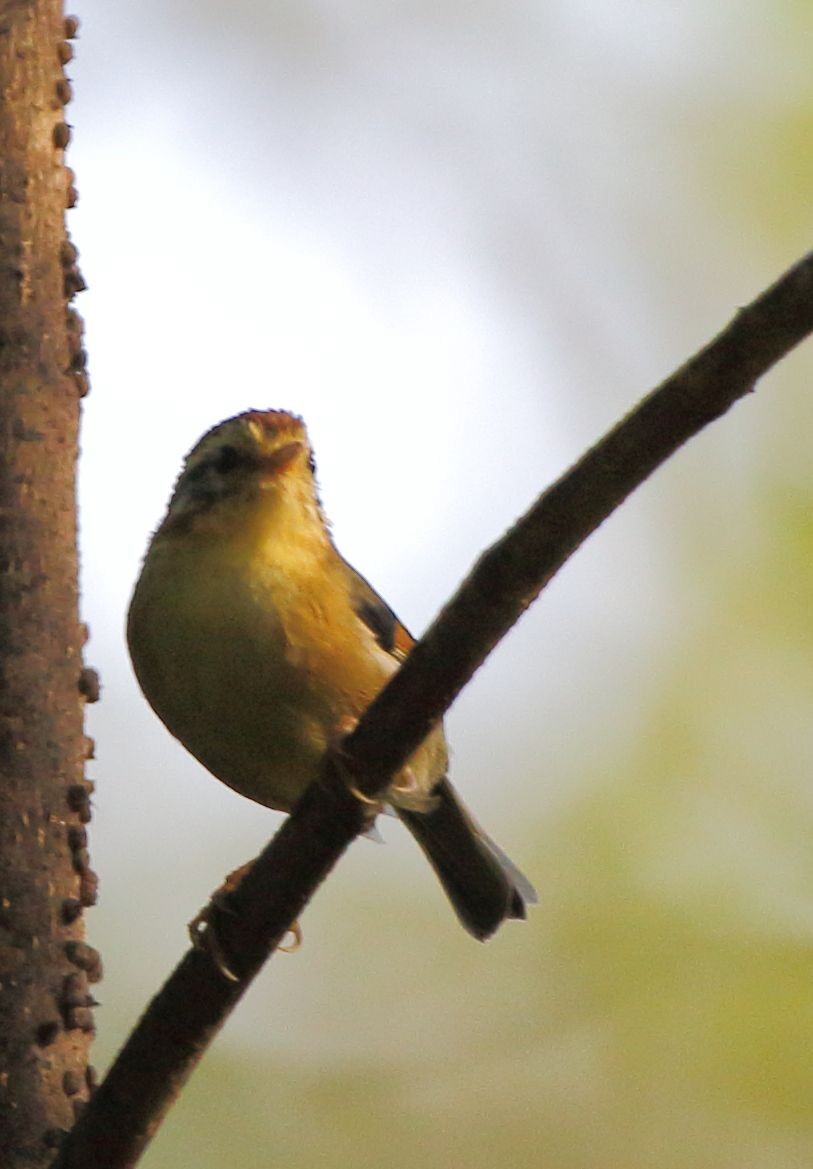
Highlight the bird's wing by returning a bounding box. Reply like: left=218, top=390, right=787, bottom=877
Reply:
left=342, top=558, right=414, bottom=663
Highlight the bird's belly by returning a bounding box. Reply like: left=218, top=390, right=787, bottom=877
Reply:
left=172, top=643, right=328, bottom=811
left=128, top=546, right=448, bottom=814
left=129, top=565, right=356, bottom=810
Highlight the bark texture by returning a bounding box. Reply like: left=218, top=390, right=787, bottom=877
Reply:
left=0, top=4, right=97, bottom=1165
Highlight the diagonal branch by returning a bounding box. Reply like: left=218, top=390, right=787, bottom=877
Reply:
left=53, top=249, right=813, bottom=1169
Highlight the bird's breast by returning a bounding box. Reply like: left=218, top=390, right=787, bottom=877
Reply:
left=127, top=538, right=398, bottom=811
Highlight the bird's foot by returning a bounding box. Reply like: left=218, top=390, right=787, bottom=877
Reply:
left=189, top=861, right=302, bottom=979
left=329, top=715, right=383, bottom=811
left=188, top=861, right=252, bottom=981
left=389, top=767, right=439, bottom=813
left=279, top=920, right=303, bottom=953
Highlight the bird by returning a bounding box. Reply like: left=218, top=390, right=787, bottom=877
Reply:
left=127, top=409, right=536, bottom=942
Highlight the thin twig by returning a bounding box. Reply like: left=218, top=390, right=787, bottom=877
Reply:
left=53, top=250, right=813, bottom=1169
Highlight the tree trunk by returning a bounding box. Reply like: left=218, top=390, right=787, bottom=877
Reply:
left=0, top=3, right=98, bottom=1164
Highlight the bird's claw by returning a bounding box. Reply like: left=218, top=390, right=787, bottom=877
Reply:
left=188, top=861, right=303, bottom=980
left=189, top=902, right=241, bottom=983
left=280, top=920, right=303, bottom=953
left=329, top=716, right=384, bottom=811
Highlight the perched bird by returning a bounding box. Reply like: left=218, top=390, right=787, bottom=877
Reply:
left=127, top=410, right=536, bottom=941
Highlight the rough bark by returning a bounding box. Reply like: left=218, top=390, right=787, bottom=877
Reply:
left=0, top=4, right=97, bottom=1165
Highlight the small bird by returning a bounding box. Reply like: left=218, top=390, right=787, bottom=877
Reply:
left=127, top=410, right=536, bottom=941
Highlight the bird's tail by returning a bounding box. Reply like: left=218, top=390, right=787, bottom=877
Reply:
left=398, top=777, right=537, bottom=941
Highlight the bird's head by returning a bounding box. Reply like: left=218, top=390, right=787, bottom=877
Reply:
left=160, top=410, right=325, bottom=539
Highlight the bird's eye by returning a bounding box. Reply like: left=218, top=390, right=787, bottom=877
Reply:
left=214, top=444, right=242, bottom=473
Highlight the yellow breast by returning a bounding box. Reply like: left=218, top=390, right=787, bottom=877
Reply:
left=127, top=519, right=445, bottom=813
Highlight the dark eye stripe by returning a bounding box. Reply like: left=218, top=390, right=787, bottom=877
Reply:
left=181, top=444, right=249, bottom=489
left=214, top=444, right=243, bottom=473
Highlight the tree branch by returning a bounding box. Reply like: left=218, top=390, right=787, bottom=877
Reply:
left=53, top=249, right=813, bottom=1168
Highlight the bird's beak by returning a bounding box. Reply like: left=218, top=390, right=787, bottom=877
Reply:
left=258, top=440, right=305, bottom=483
